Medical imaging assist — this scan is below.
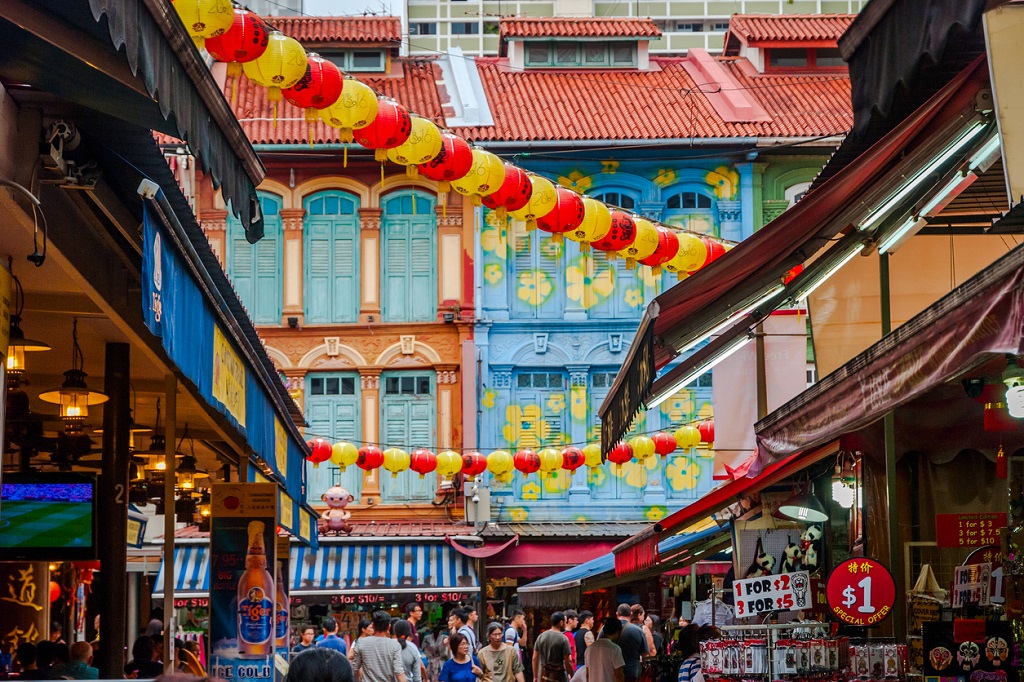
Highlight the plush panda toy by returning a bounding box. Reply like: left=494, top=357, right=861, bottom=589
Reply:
left=745, top=537, right=776, bottom=578
left=780, top=538, right=804, bottom=574
left=800, top=524, right=824, bottom=575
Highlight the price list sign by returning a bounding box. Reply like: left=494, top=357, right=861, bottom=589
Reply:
left=732, top=571, right=812, bottom=617
left=826, top=558, right=896, bottom=627
left=935, top=513, right=1006, bottom=548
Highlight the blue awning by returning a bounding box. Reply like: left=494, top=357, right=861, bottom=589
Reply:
left=517, top=525, right=729, bottom=609
left=154, top=545, right=210, bottom=598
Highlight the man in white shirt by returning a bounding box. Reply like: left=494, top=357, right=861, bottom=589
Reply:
left=586, top=617, right=624, bottom=682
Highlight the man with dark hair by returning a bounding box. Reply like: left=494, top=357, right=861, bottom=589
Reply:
left=285, top=647, right=354, bottom=682
left=563, top=610, right=579, bottom=669
left=615, top=605, right=645, bottom=682
left=50, top=622, right=65, bottom=644
left=294, top=626, right=317, bottom=654
left=17, top=642, right=45, bottom=680
left=318, top=617, right=348, bottom=654
left=505, top=608, right=527, bottom=659
left=533, top=612, right=573, bottom=682
left=453, top=608, right=478, bottom=652
left=406, top=603, right=424, bottom=647
left=353, top=610, right=407, bottom=682
left=575, top=612, right=595, bottom=670
left=585, top=617, right=623, bottom=682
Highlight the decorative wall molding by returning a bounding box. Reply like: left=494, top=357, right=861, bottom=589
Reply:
left=361, top=374, right=380, bottom=390
left=201, top=209, right=228, bottom=232
left=436, top=370, right=458, bottom=385
left=280, top=208, right=305, bottom=232
left=491, top=372, right=512, bottom=389
left=359, top=207, right=383, bottom=231
left=400, top=335, right=416, bottom=355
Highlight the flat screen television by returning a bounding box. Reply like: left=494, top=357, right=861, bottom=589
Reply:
left=0, top=472, right=98, bottom=559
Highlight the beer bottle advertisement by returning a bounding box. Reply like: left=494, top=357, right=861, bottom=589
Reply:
left=210, top=483, right=278, bottom=682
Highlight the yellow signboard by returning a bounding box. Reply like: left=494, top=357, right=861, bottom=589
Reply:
left=212, top=483, right=278, bottom=519
left=274, top=419, right=287, bottom=477
left=279, top=490, right=294, bottom=532
left=212, top=326, right=246, bottom=425
left=300, top=511, right=311, bottom=542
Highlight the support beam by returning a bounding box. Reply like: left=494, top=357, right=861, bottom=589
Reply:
left=162, top=374, right=177, bottom=674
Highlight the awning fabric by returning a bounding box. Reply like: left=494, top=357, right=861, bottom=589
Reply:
left=154, top=543, right=479, bottom=598
left=445, top=535, right=519, bottom=559
left=599, top=57, right=988, bottom=452
left=612, top=441, right=838, bottom=575
left=518, top=526, right=728, bottom=609
left=755, top=238, right=1024, bottom=462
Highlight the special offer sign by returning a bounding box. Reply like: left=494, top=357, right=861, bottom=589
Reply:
left=733, top=571, right=813, bottom=617
left=826, top=558, right=896, bottom=626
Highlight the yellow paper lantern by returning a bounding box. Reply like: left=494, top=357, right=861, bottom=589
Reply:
left=674, top=425, right=701, bottom=449
left=567, top=198, right=613, bottom=252
left=509, top=174, right=557, bottom=230
left=487, top=450, right=514, bottom=480
left=436, top=450, right=463, bottom=480
left=618, top=218, right=659, bottom=269
left=582, top=443, right=603, bottom=468
left=538, top=447, right=562, bottom=478
left=629, top=435, right=657, bottom=461
left=664, top=234, right=708, bottom=280
left=320, top=78, right=379, bottom=143
left=243, top=32, right=308, bottom=103
left=173, top=0, right=234, bottom=48
left=382, top=447, right=410, bottom=478
left=451, top=149, right=505, bottom=205
left=387, top=116, right=443, bottom=178
left=330, top=441, right=359, bottom=471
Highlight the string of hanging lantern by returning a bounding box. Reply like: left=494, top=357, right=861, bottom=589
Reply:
left=172, top=2, right=736, bottom=280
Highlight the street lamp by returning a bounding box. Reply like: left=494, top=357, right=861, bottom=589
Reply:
left=6, top=275, right=50, bottom=384
left=38, top=320, right=107, bottom=429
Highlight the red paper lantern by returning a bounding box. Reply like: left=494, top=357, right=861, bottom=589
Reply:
left=607, top=443, right=633, bottom=470
left=418, top=133, right=474, bottom=197
left=513, top=449, right=541, bottom=477
left=561, top=446, right=585, bottom=472
left=591, top=211, right=637, bottom=256
left=49, top=581, right=61, bottom=603
left=461, top=451, right=488, bottom=477
left=652, top=431, right=678, bottom=457
left=284, top=53, right=344, bottom=124
left=354, top=99, right=413, bottom=162
left=700, top=238, right=728, bottom=269
left=697, top=419, right=715, bottom=444
left=409, top=449, right=437, bottom=478
left=783, top=263, right=804, bottom=285
left=482, top=164, right=532, bottom=222
left=204, top=8, right=269, bottom=86
left=356, top=445, right=384, bottom=471
left=536, top=187, right=586, bottom=242
left=640, top=229, right=681, bottom=274
left=307, top=438, right=332, bottom=468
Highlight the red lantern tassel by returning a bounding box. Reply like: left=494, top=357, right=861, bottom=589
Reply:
left=626, top=257, right=637, bottom=270
left=553, top=233, right=564, bottom=244
left=997, top=445, right=1008, bottom=479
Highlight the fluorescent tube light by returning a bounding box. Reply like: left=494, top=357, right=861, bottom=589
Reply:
left=648, top=334, right=752, bottom=409
left=675, top=284, right=785, bottom=355
left=969, top=134, right=1002, bottom=173
left=792, top=243, right=864, bottom=303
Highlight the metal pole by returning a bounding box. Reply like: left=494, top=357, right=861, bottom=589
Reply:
left=163, top=374, right=177, bottom=673
left=97, top=342, right=130, bottom=677
left=754, top=323, right=768, bottom=420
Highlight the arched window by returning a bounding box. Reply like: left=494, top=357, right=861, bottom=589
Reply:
left=381, top=190, right=437, bottom=322
left=304, top=191, right=360, bottom=323
left=226, top=192, right=282, bottom=325
left=786, top=182, right=812, bottom=207
left=662, top=188, right=718, bottom=236
left=586, top=190, right=645, bottom=320
left=595, top=191, right=636, bottom=211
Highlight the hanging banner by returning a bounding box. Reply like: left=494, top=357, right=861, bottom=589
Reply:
left=210, top=483, right=278, bottom=682
left=213, top=326, right=246, bottom=425
left=0, top=562, right=47, bottom=664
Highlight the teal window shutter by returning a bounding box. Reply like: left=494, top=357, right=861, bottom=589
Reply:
left=305, top=373, right=362, bottom=500
left=510, top=225, right=564, bottom=319
left=382, top=191, right=436, bottom=322
left=226, top=192, right=282, bottom=324
left=380, top=371, right=436, bottom=502
left=588, top=371, right=642, bottom=500
left=304, top=192, right=360, bottom=323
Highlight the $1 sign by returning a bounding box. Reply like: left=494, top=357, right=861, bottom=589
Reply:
left=826, top=558, right=896, bottom=627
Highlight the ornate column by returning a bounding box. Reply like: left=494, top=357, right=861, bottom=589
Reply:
left=359, top=369, right=382, bottom=503
left=359, top=208, right=382, bottom=323
left=437, top=203, right=464, bottom=313
left=201, top=209, right=228, bottom=268
left=567, top=367, right=592, bottom=503
left=762, top=199, right=790, bottom=226
left=436, top=364, right=459, bottom=450
left=280, top=208, right=306, bottom=325
left=281, top=369, right=308, bottom=414
left=717, top=200, right=743, bottom=243
left=488, top=367, right=514, bottom=497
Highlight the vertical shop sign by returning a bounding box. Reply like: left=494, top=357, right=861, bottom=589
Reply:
left=210, top=483, right=278, bottom=682
left=0, top=563, right=47, bottom=665
left=212, top=327, right=247, bottom=425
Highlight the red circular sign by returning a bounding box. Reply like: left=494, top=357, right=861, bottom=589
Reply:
left=826, top=558, right=896, bottom=626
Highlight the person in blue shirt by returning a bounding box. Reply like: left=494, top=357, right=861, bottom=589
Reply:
left=294, top=626, right=318, bottom=654
left=318, top=617, right=348, bottom=655
left=439, top=632, right=482, bottom=682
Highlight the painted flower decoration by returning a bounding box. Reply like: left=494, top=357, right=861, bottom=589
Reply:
left=600, top=159, right=620, bottom=174
left=481, top=219, right=509, bottom=256
left=503, top=404, right=551, bottom=449
left=508, top=507, right=529, bottom=522
left=707, top=166, right=740, bottom=200
left=653, top=169, right=676, bottom=188
left=544, top=472, right=572, bottom=494
left=558, top=170, right=593, bottom=193
left=576, top=515, right=588, bottom=523
left=521, top=482, right=541, bottom=500
left=546, top=393, right=566, bottom=414
left=483, top=263, right=503, bottom=284
left=570, top=386, right=587, bottom=423
left=660, top=390, right=694, bottom=423
left=666, top=455, right=703, bottom=491
left=615, top=457, right=660, bottom=488
left=481, top=388, right=497, bottom=410
left=624, top=288, right=644, bottom=309
left=540, top=239, right=563, bottom=260
left=566, top=257, right=615, bottom=309
left=645, top=506, right=668, bottom=521
left=517, top=270, right=554, bottom=306
left=587, top=467, right=607, bottom=487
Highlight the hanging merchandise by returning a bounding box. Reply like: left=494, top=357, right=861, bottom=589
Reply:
left=536, top=186, right=586, bottom=242
left=509, top=174, right=558, bottom=231
left=607, top=442, right=633, bottom=472
left=172, top=0, right=234, bottom=48
left=354, top=98, right=413, bottom=163
left=410, top=448, right=438, bottom=478
left=436, top=450, right=464, bottom=480
left=583, top=443, right=603, bottom=468
left=675, top=424, right=702, bottom=449
left=283, top=53, right=344, bottom=145
left=640, top=228, right=681, bottom=275
left=242, top=31, right=308, bottom=114
left=382, top=447, right=411, bottom=478
left=618, top=217, right=659, bottom=269
left=418, top=133, right=474, bottom=209
left=482, top=164, right=533, bottom=223
left=592, top=210, right=637, bottom=257
left=664, top=233, right=708, bottom=279
left=307, top=438, right=332, bottom=468
left=203, top=9, right=268, bottom=103
left=566, top=197, right=613, bottom=252
left=513, top=449, right=541, bottom=477
left=652, top=431, right=677, bottom=456
left=487, top=450, right=514, bottom=483
left=538, top=447, right=562, bottom=478
left=386, top=116, right=443, bottom=178
left=356, top=445, right=384, bottom=471
left=562, top=446, right=585, bottom=472
left=629, top=435, right=656, bottom=461
left=451, top=149, right=506, bottom=205
left=461, top=451, right=488, bottom=477
left=330, top=441, right=359, bottom=471
left=319, top=78, right=379, bottom=166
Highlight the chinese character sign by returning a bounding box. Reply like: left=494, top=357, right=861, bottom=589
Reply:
left=826, top=558, right=896, bottom=627
left=0, top=563, right=47, bottom=661
left=935, top=513, right=1007, bottom=548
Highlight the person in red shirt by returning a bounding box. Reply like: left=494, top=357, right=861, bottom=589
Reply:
left=563, top=610, right=579, bottom=668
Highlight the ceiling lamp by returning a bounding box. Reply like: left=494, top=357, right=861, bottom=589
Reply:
left=831, top=452, right=857, bottom=509
left=1003, top=355, right=1024, bottom=419
left=38, top=319, right=107, bottom=428
left=6, top=274, right=50, bottom=383
left=777, top=484, right=829, bottom=523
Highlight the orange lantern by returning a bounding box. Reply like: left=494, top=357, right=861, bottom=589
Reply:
left=356, top=445, right=384, bottom=471
left=652, top=432, right=677, bottom=457
left=697, top=419, right=715, bottom=444
left=513, top=449, right=541, bottom=477
left=410, top=449, right=437, bottom=479
left=418, top=133, right=474, bottom=209
left=482, top=164, right=532, bottom=223
left=204, top=8, right=269, bottom=103
left=700, top=238, right=728, bottom=269
left=461, top=451, right=488, bottom=477
left=607, top=442, right=633, bottom=473
left=354, top=98, right=413, bottom=163
left=561, top=446, right=585, bottom=472
left=283, top=53, right=344, bottom=146
left=306, top=438, right=332, bottom=468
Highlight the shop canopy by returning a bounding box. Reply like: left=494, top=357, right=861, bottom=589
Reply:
left=154, top=542, right=479, bottom=599
left=598, top=56, right=991, bottom=452
left=517, top=525, right=728, bottom=609
left=611, top=441, right=838, bottom=576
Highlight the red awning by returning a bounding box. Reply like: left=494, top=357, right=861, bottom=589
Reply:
left=445, top=534, right=519, bottom=559
left=612, top=441, right=838, bottom=575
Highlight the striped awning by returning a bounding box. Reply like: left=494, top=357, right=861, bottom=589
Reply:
left=153, top=543, right=478, bottom=598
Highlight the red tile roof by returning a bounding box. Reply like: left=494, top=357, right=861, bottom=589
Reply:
left=451, top=57, right=851, bottom=142
left=500, top=17, right=661, bottom=39
left=229, top=60, right=445, bottom=145
left=263, top=16, right=402, bottom=44
left=724, top=14, right=855, bottom=53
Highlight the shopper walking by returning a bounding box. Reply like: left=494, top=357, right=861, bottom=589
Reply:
left=504, top=609, right=527, bottom=661
left=644, top=616, right=664, bottom=658
left=532, top=612, right=573, bottom=682
left=453, top=609, right=479, bottom=652
left=319, top=617, right=349, bottom=655
left=615, top=605, right=646, bottom=682
left=294, top=626, right=318, bottom=654
left=478, top=623, right=525, bottom=682
left=394, top=620, right=427, bottom=682
left=349, top=619, right=375, bottom=661
left=407, top=603, right=425, bottom=647
left=675, top=625, right=702, bottom=682
left=423, top=623, right=451, bottom=682
left=352, top=611, right=408, bottom=682
left=629, top=606, right=656, bottom=658
left=439, top=633, right=482, bottom=682
left=585, top=617, right=624, bottom=682
left=563, top=611, right=579, bottom=670
left=574, top=612, right=594, bottom=670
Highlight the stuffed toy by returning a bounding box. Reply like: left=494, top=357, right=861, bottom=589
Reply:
left=318, top=485, right=354, bottom=534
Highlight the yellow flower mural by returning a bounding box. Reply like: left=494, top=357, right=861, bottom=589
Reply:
left=567, top=257, right=615, bottom=309
left=483, top=263, right=503, bottom=284
left=587, top=467, right=607, bottom=487
left=521, top=482, right=541, bottom=500
left=624, top=288, right=644, bottom=309
left=517, top=270, right=554, bottom=306
left=544, top=472, right=572, bottom=494
left=540, top=239, right=563, bottom=260
left=645, top=506, right=668, bottom=521
left=600, top=159, right=620, bottom=174
left=660, top=389, right=694, bottom=423
left=570, top=385, right=587, bottom=424
left=557, top=170, right=593, bottom=193
left=546, top=393, right=566, bottom=414
left=481, top=220, right=509, bottom=257
left=653, top=169, right=676, bottom=188
left=666, top=455, right=702, bottom=491
left=707, top=166, right=740, bottom=200
left=503, top=405, right=550, bottom=449
left=509, top=507, right=529, bottom=522
left=613, top=456, right=660, bottom=488
left=481, top=388, right=497, bottom=410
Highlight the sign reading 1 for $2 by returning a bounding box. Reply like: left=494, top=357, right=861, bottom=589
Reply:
left=733, top=572, right=812, bottom=617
